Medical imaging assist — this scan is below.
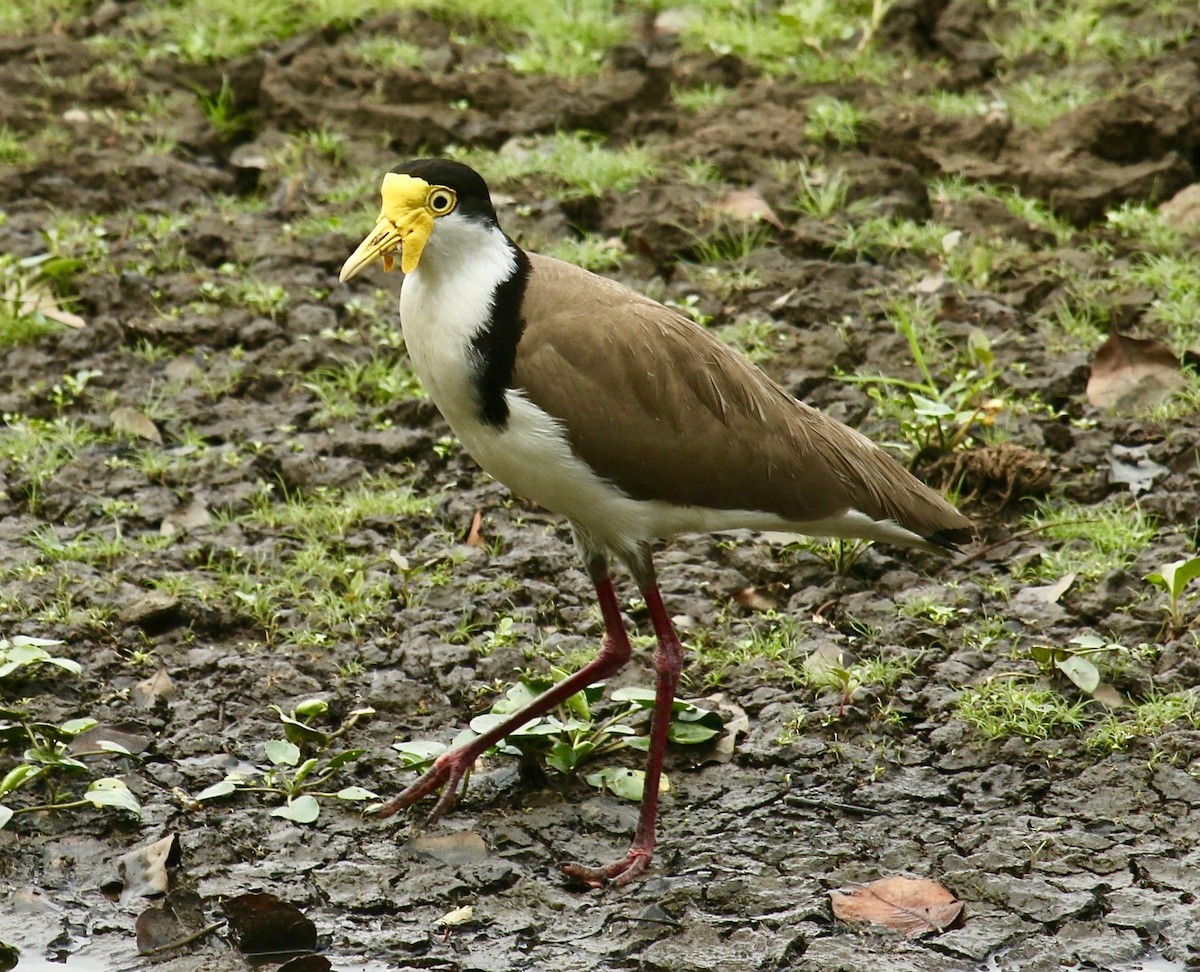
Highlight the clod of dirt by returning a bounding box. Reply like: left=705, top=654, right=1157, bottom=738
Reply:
left=941, top=443, right=1054, bottom=506
left=830, top=876, right=964, bottom=937
left=117, top=590, right=182, bottom=629
left=1159, top=182, right=1200, bottom=231
left=1086, top=334, right=1183, bottom=411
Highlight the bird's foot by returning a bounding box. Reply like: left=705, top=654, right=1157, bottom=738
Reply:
left=371, top=750, right=472, bottom=822
left=561, top=846, right=653, bottom=889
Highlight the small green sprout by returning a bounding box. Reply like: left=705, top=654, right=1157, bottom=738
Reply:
left=0, top=636, right=81, bottom=679
left=392, top=675, right=724, bottom=803
left=1029, top=634, right=1126, bottom=695
left=196, top=700, right=376, bottom=823
left=1145, top=556, right=1200, bottom=634
left=0, top=712, right=142, bottom=829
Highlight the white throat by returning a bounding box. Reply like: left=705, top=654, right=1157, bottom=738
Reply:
left=398, top=212, right=516, bottom=430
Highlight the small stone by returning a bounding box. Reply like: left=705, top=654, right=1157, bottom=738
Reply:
left=118, top=591, right=180, bottom=627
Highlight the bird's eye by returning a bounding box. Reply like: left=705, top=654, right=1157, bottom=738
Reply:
left=427, top=188, right=456, bottom=215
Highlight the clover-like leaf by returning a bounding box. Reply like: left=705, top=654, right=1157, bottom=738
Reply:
left=195, top=778, right=240, bottom=801
left=335, top=786, right=377, bottom=801
left=271, top=795, right=319, bottom=824
left=1056, top=655, right=1101, bottom=694
left=265, top=739, right=301, bottom=767
left=86, top=778, right=142, bottom=817
left=668, top=721, right=720, bottom=745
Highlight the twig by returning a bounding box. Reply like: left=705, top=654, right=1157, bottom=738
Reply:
left=958, top=519, right=1090, bottom=566
left=783, top=794, right=883, bottom=816
left=140, top=920, right=224, bottom=956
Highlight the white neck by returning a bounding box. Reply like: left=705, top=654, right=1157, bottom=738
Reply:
left=398, top=213, right=517, bottom=426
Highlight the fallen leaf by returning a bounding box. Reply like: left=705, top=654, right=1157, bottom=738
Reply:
left=439, top=905, right=474, bottom=927
left=711, top=189, right=783, bottom=228
left=160, top=501, right=211, bottom=536
left=1107, top=443, right=1168, bottom=495
left=410, top=831, right=488, bottom=865
left=1091, top=683, right=1127, bottom=708
left=69, top=724, right=152, bottom=756
left=1086, top=334, right=1182, bottom=412
left=733, top=586, right=778, bottom=611
left=830, top=876, right=963, bottom=937
left=110, top=406, right=164, bottom=444
left=703, top=692, right=750, bottom=763
left=135, top=890, right=209, bottom=955
left=115, top=834, right=182, bottom=904
left=1023, top=573, right=1076, bottom=605
left=133, top=665, right=176, bottom=708
left=2, top=281, right=87, bottom=329
left=223, top=892, right=317, bottom=958
left=277, top=957, right=332, bottom=972
left=465, top=509, right=485, bottom=547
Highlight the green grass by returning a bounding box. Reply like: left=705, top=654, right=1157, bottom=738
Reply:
left=351, top=36, right=427, bottom=70
left=1087, top=690, right=1200, bottom=753
left=198, top=477, right=437, bottom=643
left=0, top=126, right=35, bottom=165
left=998, top=74, right=1101, bottom=130
left=302, top=355, right=425, bottom=426
left=1015, top=497, right=1159, bottom=585
left=541, top=234, right=627, bottom=273
left=673, top=83, right=733, bottom=114
left=677, top=0, right=898, bottom=80
left=956, top=680, right=1090, bottom=741
left=835, top=216, right=952, bottom=261
left=692, top=615, right=808, bottom=689
left=716, top=315, right=787, bottom=364
left=987, top=0, right=1192, bottom=69
left=450, top=133, right=659, bottom=200
left=0, top=415, right=103, bottom=511
left=805, top=96, right=870, bottom=147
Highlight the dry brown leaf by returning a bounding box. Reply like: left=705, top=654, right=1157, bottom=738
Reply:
left=733, top=586, right=778, bottom=611
left=116, top=834, right=182, bottom=903
left=111, top=406, right=163, bottom=444
left=830, top=876, right=963, bottom=938
left=711, top=189, right=783, bottom=228
left=133, top=665, right=177, bottom=708
left=465, top=509, right=485, bottom=547
left=1091, top=683, right=1127, bottom=709
left=1086, top=334, right=1182, bottom=412
left=1024, top=572, right=1076, bottom=605
left=160, top=501, right=211, bottom=536
left=3, top=283, right=87, bottom=329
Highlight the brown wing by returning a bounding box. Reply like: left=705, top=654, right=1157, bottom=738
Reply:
left=511, top=254, right=972, bottom=547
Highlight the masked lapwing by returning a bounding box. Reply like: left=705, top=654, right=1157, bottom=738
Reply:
left=340, top=158, right=973, bottom=887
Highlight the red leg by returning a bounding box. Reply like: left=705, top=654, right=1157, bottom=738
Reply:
left=373, top=574, right=632, bottom=821
left=562, top=583, right=684, bottom=887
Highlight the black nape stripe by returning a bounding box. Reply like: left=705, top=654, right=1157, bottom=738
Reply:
left=471, top=238, right=531, bottom=427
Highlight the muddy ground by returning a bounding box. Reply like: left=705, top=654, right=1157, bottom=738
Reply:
left=3, top=2, right=1200, bottom=971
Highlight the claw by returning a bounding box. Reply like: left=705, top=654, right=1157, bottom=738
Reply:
left=561, top=847, right=653, bottom=888
left=371, top=750, right=472, bottom=820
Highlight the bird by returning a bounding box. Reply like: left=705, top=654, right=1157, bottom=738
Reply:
left=339, top=158, right=973, bottom=887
